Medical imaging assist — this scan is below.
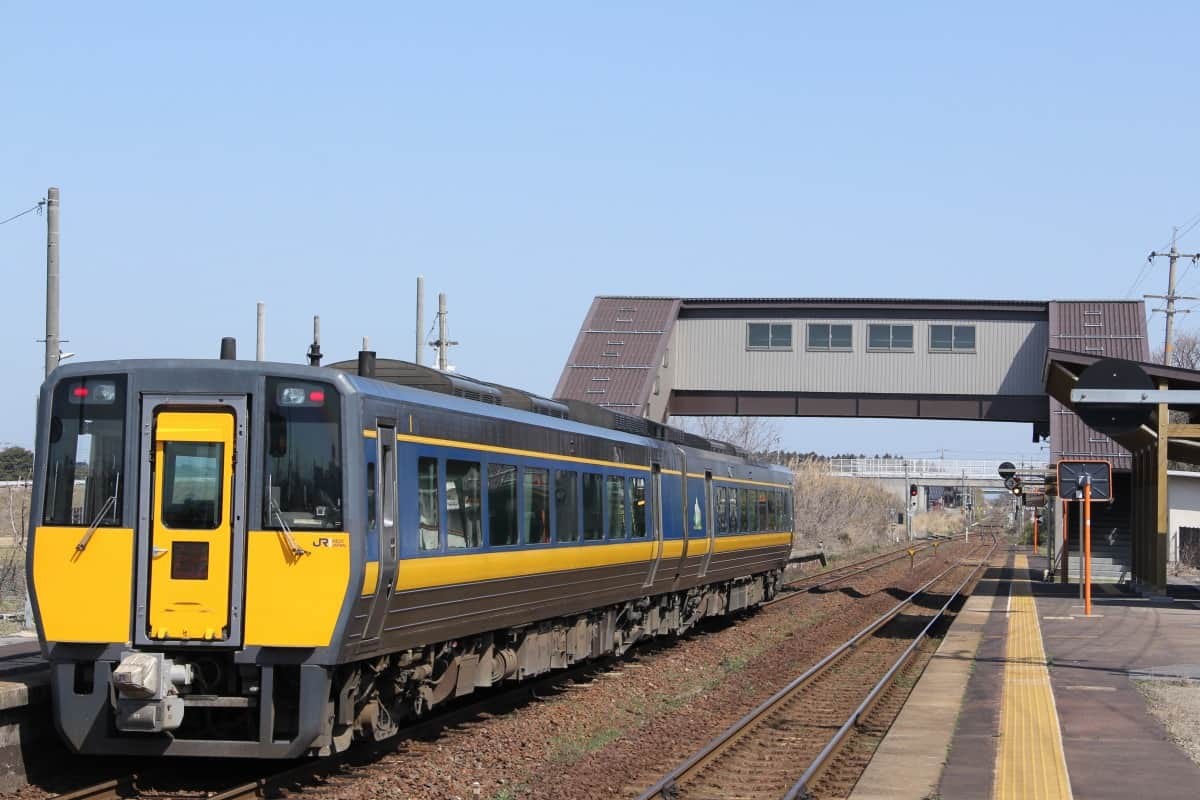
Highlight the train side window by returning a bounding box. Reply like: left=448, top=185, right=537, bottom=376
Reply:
left=716, top=487, right=727, bottom=535
left=488, top=463, right=518, bottom=547
left=605, top=476, right=626, bottom=539
left=582, top=473, right=604, bottom=541
left=757, top=490, right=769, bottom=532
left=522, top=467, right=550, bottom=544
left=555, top=469, right=580, bottom=542
left=738, top=487, right=750, bottom=533
left=630, top=477, right=647, bottom=538
left=417, top=457, right=440, bottom=551
left=446, top=459, right=482, bottom=549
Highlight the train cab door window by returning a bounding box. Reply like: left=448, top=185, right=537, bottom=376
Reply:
left=417, top=457, right=440, bottom=551
left=522, top=467, right=550, bottom=544
left=738, top=488, right=750, bottom=533
left=554, top=469, right=580, bottom=543
left=161, top=442, right=223, bottom=530
left=582, top=473, right=604, bottom=541
left=43, top=375, right=127, bottom=527
left=606, top=476, right=627, bottom=539
left=630, top=477, right=647, bottom=538
left=488, top=463, right=518, bottom=547
left=446, top=460, right=482, bottom=549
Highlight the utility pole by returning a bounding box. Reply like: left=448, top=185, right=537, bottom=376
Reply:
left=1147, top=227, right=1200, bottom=365
left=44, top=187, right=60, bottom=377
left=429, top=292, right=458, bottom=371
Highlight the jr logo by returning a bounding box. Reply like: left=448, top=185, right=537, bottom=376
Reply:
left=310, top=537, right=345, bottom=548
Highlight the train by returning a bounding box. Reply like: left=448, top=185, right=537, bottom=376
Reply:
left=26, top=351, right=794, bottom=758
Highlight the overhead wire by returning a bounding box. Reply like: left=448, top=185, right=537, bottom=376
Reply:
left=0, top=202, right=42, bottom=227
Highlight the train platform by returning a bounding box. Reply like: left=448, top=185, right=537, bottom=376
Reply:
left=851, top=546, right=1200, bottom=800
left=0, top=632, right=49, bottom=792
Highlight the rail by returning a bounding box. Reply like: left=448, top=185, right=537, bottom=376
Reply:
left=636, top=538, right=995, bottom=800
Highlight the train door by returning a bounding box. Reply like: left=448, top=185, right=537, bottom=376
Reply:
left=642, top=463, right=664, bottom=588
left=699, top=471, right=715, bottom=577
left=362, top=423, right=398, bottom=643
left=140, top=397, right=248, bottom=643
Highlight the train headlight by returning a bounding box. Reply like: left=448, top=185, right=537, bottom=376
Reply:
left=278, top=385, right=327, bottom=406
left=68, top=380, right=117, bottom=404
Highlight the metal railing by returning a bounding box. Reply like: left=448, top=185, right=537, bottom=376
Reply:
left=826, top=458, right=1045, bottom=480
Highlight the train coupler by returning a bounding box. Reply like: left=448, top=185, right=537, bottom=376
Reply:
left=111, top=651, right=195, bottom=733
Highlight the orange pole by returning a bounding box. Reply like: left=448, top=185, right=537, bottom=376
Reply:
left=1084, top=480, right=1092, bottom=616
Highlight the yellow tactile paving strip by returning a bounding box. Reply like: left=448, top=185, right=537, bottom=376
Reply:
left=994, top=554, right=1072, bottom=800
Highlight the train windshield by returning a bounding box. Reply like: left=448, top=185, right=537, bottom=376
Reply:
left=264, top=378, right=343, bottom=530
left=42, top=375, right=127, bottom=527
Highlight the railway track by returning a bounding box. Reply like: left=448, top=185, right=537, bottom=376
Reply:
left=53, top=542, right=989, bottom=800
left=777, top=539, right=950, bottom=599
left=636, top=538, right=996, bottom=800
left=50, top=650, right=638, bottom=800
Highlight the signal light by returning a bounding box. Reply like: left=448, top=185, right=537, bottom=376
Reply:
left=1011, top=476, right=1024, bottom=496
left=909, top=484, right=918, bottom=498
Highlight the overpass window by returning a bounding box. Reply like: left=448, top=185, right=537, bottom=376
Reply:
left=807, top=323, right=852, bottom=351
left=930, top=324, right=976, bottom=352
left=747, top=323, right=792, bottom=350
left=868, top=324, right=914, bottom=351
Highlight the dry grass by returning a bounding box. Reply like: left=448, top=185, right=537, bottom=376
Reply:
left=789, top=459, right=898, bottom=553
left=0, top=484, right=31, bottom=606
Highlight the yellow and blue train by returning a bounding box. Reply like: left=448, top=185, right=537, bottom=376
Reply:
left=27, top=354, right=793, bottom=757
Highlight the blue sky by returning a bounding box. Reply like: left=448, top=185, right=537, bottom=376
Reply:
left=2, top=3, right=1198, bottom=459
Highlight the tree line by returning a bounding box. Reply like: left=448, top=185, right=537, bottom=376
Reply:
left=0, top=447, right=33, bottom=481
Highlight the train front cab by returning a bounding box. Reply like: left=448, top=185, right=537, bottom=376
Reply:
left=29, top=366, right=355, bottom=757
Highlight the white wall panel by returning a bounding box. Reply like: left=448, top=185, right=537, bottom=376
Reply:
left=673, top=317, right=1048, bottom=395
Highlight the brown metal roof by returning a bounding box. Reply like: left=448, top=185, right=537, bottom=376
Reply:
left=553, top=297, right=680, bottom=412
left=1046, top=303, right=1150, bottom=469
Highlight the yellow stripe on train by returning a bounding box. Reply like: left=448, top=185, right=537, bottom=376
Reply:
left=395, top=532, right=792, bottom=592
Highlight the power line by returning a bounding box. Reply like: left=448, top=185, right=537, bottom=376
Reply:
left=0, top=202, right=42, bottom=227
